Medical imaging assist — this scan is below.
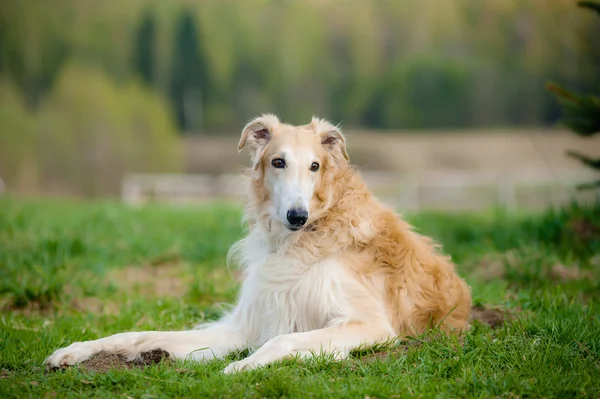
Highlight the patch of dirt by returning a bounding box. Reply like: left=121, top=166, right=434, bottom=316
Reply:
left=136, top=349, right=171, bottom=364
left=64, top=262, right=190, bottom=315
left=148, top=251, right=183, bottom=267
left=1, top=258, right=190, bottom=316
left=472, top=250, right=530, bottom=283
left=1, top=297, right=56, bottom=316
left=361, top=351, right=391, bottom=363
left=108, top=263, right=190, bottom=299
left=549, top=264, right=593, bottom=282
left=79, top=352, right=130, bottom=372
left=569, top=217, right=600, bottom=242
left=360, top=339, right=425, bottom=363
left=71, top=296, right=120, bottom=315
left=470, top=254, right=507, bottom=282
left=79, top=349, right=171, bottom=373
left=471, top=305, right=513, bottom=329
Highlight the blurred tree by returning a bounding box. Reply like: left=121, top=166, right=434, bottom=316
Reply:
left=547, top=1, right=600, bottom=190
left=132, top=8, right=157, bottom=88
left=1, top=0, right=599, bottom=134
left=0, top=0, right=70, bottom=109
left=365, top=56, right=472, bottom=129
left=169, top=9, right=209, bottom=132
left=0, top=80, right=38, bottom=191
left=38, top=63, right=181, bottom=197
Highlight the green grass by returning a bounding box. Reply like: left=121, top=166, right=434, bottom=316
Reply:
left=0, top=196, right=599, bottom=398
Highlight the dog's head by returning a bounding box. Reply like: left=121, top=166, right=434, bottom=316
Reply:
left=238, top=114, right=349, bottom=232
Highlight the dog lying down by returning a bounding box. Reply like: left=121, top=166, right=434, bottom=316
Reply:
left=46, top=114, right=472, bottom=373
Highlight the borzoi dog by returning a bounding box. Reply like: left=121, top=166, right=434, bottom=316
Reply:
left=46, top=114, right=472, bottom=373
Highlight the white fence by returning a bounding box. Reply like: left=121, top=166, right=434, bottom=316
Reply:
left=121, top=169, right=598, bottom=211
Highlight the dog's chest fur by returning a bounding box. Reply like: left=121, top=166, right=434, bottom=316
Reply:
left=239, top=252, right=354, bottom=346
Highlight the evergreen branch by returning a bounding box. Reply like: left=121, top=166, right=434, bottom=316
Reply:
left=578, top=1, right=600, bottom=17
left=546, top=83, right=580, bottom=104
left=547, top=83, right=600, bottom=136
left=566, top=150, right=600, bottom=169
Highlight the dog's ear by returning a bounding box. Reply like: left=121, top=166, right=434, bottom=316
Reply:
left=237, top=114, right=279, bottom=155
left=312, top=117, right=349, bottom=161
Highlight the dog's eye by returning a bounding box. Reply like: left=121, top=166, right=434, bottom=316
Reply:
left=271, top=158, right=286, bottom=169
left=310, top=162, right=320, bottom=172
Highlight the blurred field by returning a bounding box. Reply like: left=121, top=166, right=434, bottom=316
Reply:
left=164, top=128, right=600, bottom=211
left=185, top=128, right=600, bottom=175
left=0, top=197, right=599, bottom=398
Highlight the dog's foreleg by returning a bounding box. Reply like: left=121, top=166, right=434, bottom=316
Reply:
left=46, top=322, right=247, bottom=368
left=223, top=322, right=394, bottom=373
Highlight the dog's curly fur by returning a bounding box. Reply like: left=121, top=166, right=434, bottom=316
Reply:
left=46, top=114, right=471, bottom=373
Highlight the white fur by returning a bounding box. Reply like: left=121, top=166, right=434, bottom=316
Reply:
left=267, top=147, right=318, bottom=228
left=45, top=222, right=394, bottom=372
left=45, top=116, right=399, bottom=373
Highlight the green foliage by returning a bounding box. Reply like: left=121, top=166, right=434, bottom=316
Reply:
left=366, top=56, right=472, bottom=128
left=0, top=62, right=183, bottom=195
left=37, top=64, right=181, bottom=196
left=548, top=83, right=600, bottom=137
left=407, top=200, right=600, bottom=265
left=1, top=0, right=597, bottom=131
left=0, top=80, right=37, bottom=188
left=1, top=198, right=600, bottom=397
left=579, top=1, right=600, bottom=16
left=0, top=0, right=70, bottom=108
left=169, top=9, right=209, bottom=132
left=132, top=9, right=157, bottom=88
left=546, top=1, right=600, bottom=190
left=519, top=200, right=600, bottom=259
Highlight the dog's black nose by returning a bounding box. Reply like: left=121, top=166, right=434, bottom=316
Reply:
left=286, top=209, right=308, bottom=227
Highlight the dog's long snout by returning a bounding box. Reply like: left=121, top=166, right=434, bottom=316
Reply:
left=286, top=208, right=308, bottom=228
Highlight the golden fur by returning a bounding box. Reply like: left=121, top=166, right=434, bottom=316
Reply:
left=240, top=115, right=472, bottom=336
left=46, top=114, right=471, bottom=373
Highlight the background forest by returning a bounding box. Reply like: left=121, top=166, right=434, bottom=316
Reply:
left=1, top=0, right=599, bottom=196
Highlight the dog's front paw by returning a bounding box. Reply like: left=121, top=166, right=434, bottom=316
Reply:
left=223, top=359, right=256, bottom=374
left=45, top=342, right=98, bottom=368
left=223, top=341, right=290, bottom=373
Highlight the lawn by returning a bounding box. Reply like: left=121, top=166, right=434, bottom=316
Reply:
left=0, top=196, right=599, bottom=398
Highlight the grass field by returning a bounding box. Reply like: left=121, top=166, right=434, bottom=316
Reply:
left=0, top=196, right=599, bottom=398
